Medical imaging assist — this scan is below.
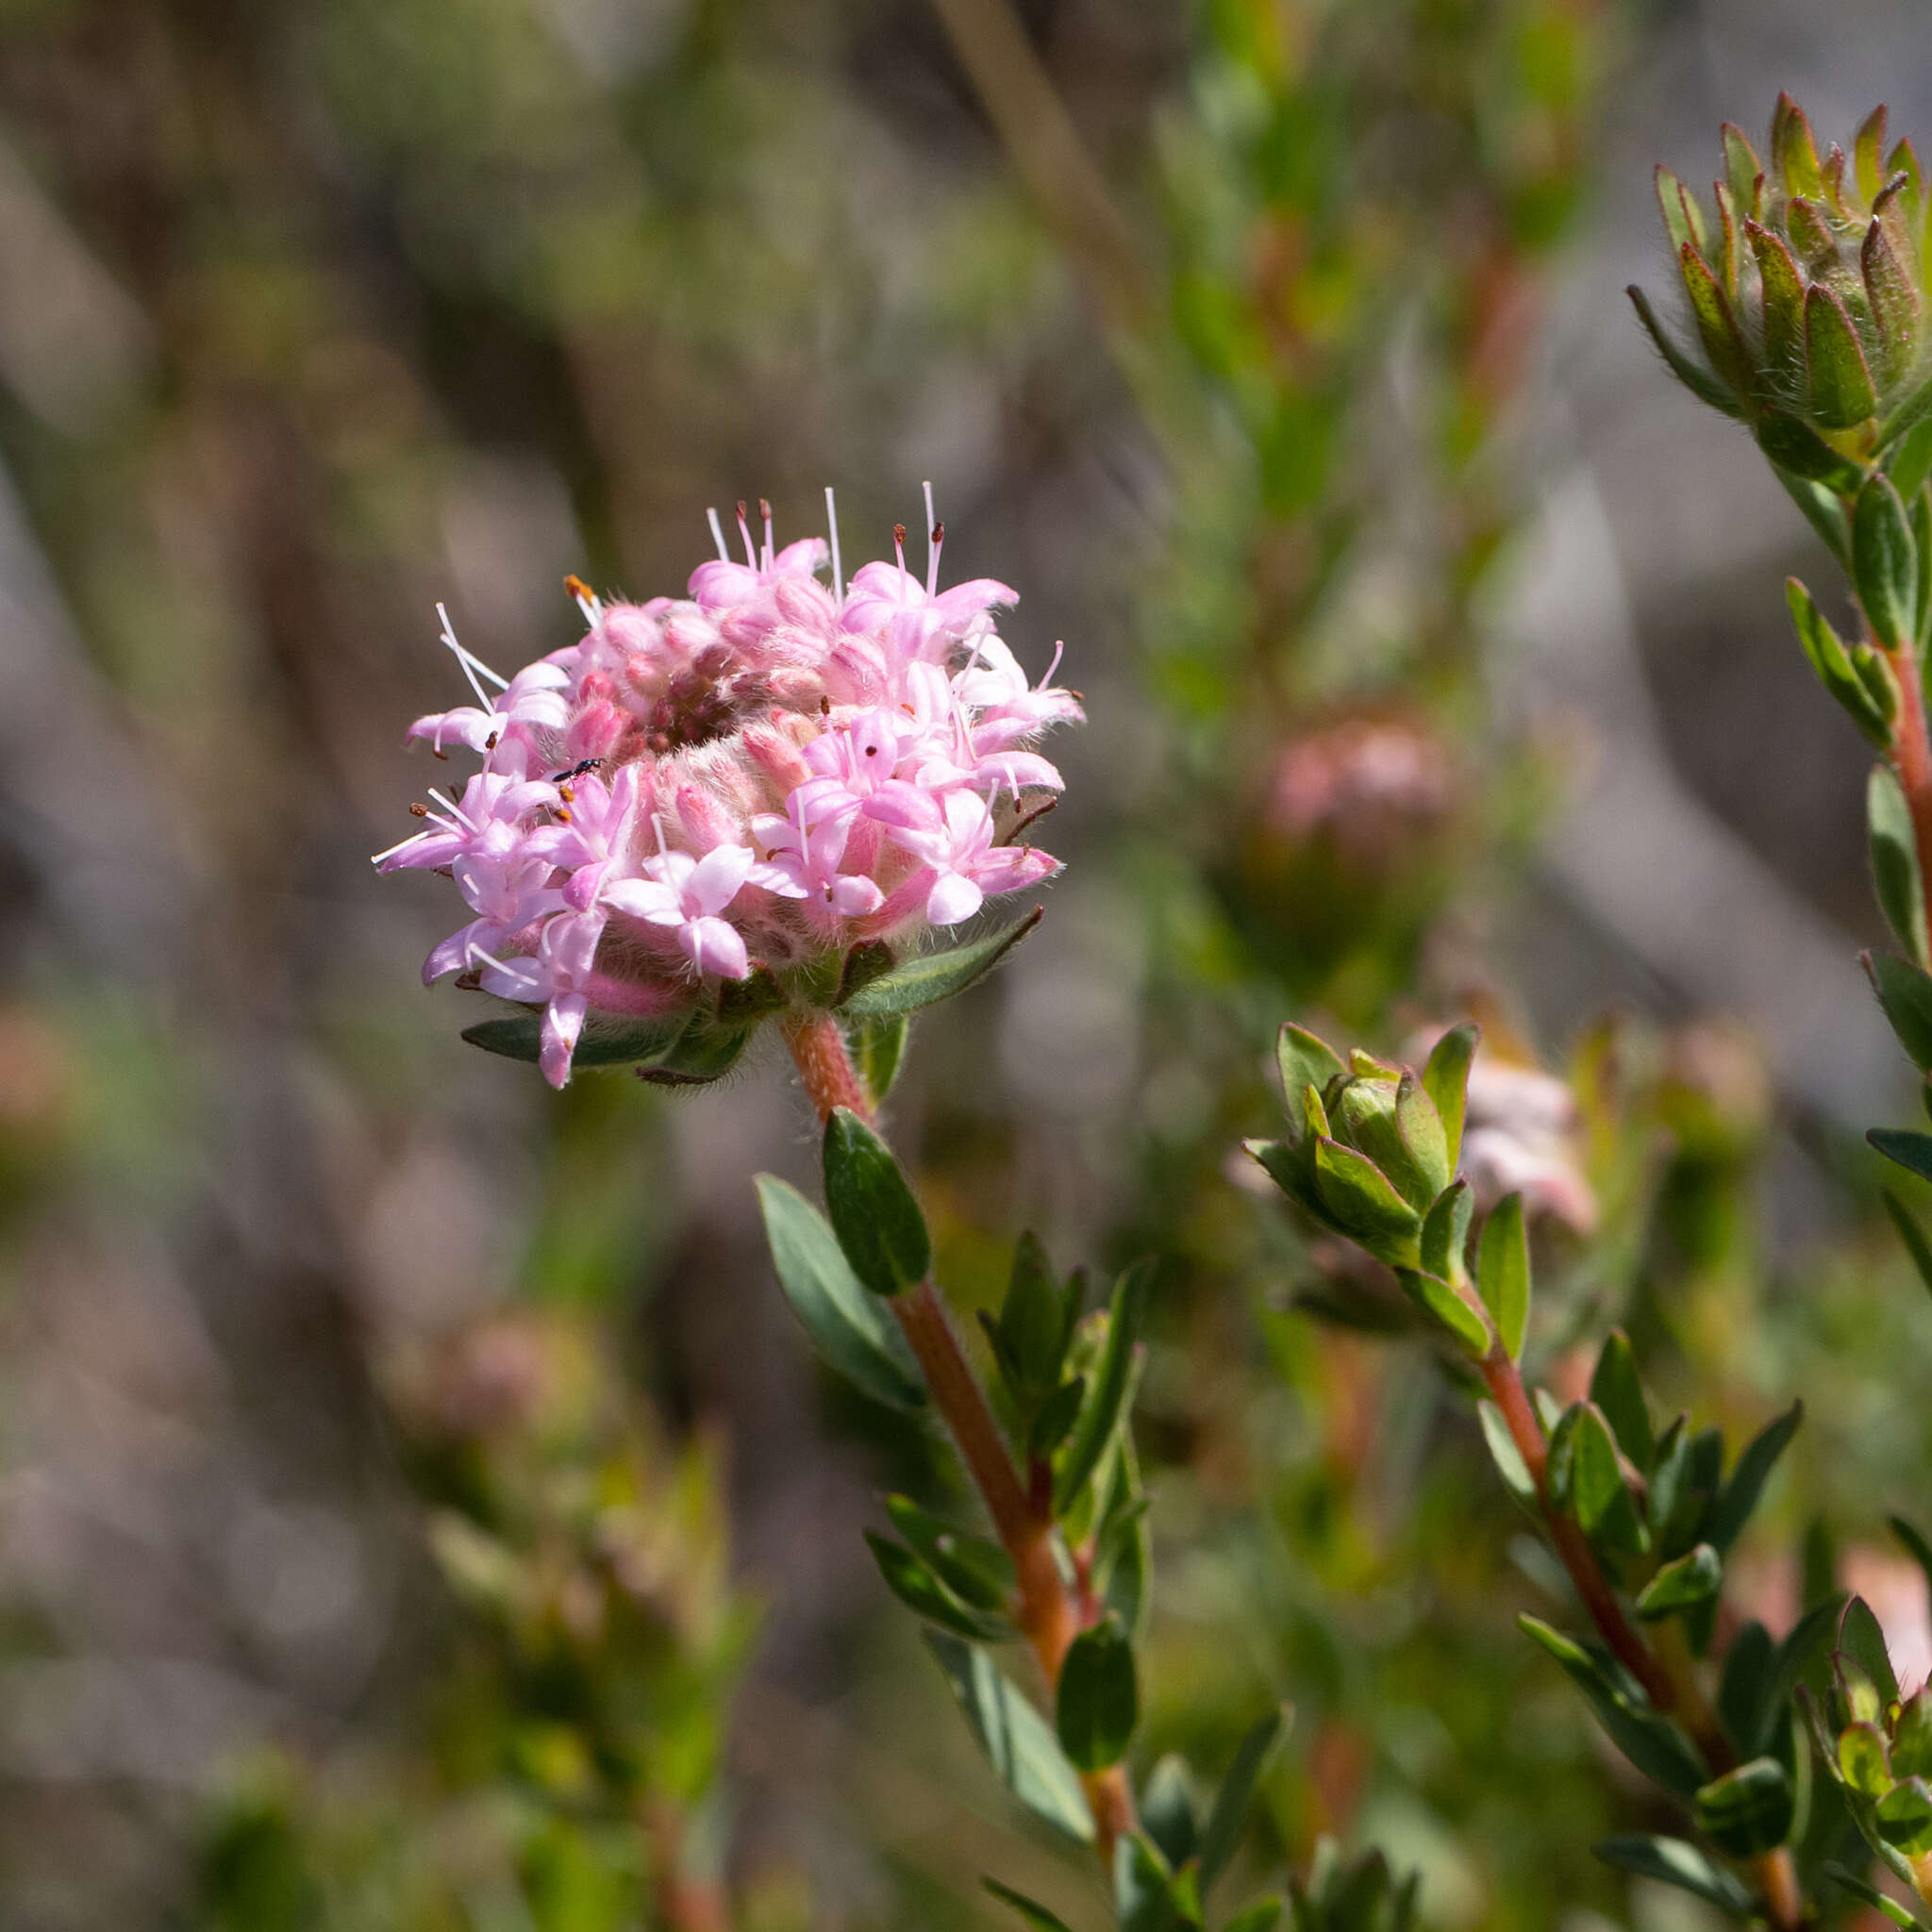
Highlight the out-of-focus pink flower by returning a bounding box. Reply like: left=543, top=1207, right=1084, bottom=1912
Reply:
left=378, top=491, right=1080, bottom=1084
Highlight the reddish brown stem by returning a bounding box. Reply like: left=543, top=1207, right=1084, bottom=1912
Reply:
left=782, top=1011, right=1138, bottom=1866
left=1890, top=635, right=1932, bottom=930
left=1478, top=1350, right=1801, bottom=1929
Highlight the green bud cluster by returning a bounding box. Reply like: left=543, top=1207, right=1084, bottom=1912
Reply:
left=1635, top=96, right=1932, bottom=479
left=1248, top=1021, right=1520, bottom=1358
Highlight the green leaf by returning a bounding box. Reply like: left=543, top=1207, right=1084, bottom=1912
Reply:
left=882, top=1495, right=1015, bottom=1610
left=1518, top=1616, right=1708, bottom=1794
left=1592, top=1836, right=1752, bottom=1916
left=1778, top=468, right=1854, bottom=566
left=1198, top=1706, right=1290, bottom=1893
left=1896, top=1690, right=1932, bottom=1780
left=1843, top=1594, right=1903, bottom=1707
left=1313, top=1139, right=1421, bottom=1259
left=1115, top=1832, right=1196, bottom=1932
left=1878, top=1778, right=1932, bottom=1855
left=1627, top=284, right=1744, bottom=417
left=755, top=1176, right=925, bottom=1411
left=1139, top=1755, right=1198, bottom=1871
left=1765, top=1595, right=1848, bottom=1734
left=924, top=1632, right=1094, bottom=1842
left=1719, top=1620, right=1775, bottom=1757
left=1694, top=1757, right=1795, bottom=1857
left=461, top=1006, right=688, bottom=1069
left=1572, top=1405, right=1650, bottom=1557
left=1590, top=1330, right=1656, bottom=1466
left=1475, top=1192, right=1529, bottom=1360
left=1054, top=1261, right=1154, bottom=1513
left=1873, top=764, right=1931, bottom=964
left=1724, top=122, right=1764, bottom=211
left=1477, top=1400, right=1539, bottom=1508
left=1422, top=1024, right=1478, bottom=1171
left=1677, top=244, right=1753, bottom=393
left=822, top=1108, right=930, bottom=1297
left=1891, top=1514, right=1932, bottom=1605
left=981, top=1878, right=1075, bottom=1932
left=1056, top=1616, right=1138, bottom=1771
left=1417, top=1179, right=1474, bottom=1284
left=1708, top=1401, right=1803, bottom=1553
left=1892, top=419, right=1932, bottom=502
left=1810, top=281, right=1881, bottom=427
left=1391, top=1074, right=1450, bottom=1201
left=1872, top=1128, right=1932, bottom=1183
left=1788, top=577, right=1892, bottom=745
left=1773, top=92, right=1824, bottom=199
left=1869, top=951, right=1932, bottom=1071
left=1637, top=1544, right=1723, bottom=1621
left=844, top=1011, right=909, bottom=1107
left=1857, top=473, right=1921, bottom=650
left=864, top=1533, right=1011, bottom=1641
left=1221, top=1904, right=1284, bottom=1932
left=1391, top=1269, right=1491, bottom=1357
left=838, top=908, right=1042, bottom=1016
left=994, top=1232, right=1071, bottom=1402
left=1822, top=1862, right=1927, bottom=1929
left=1030, top=1375, right=1087, bottom=1457
left=635, top=1013, right=758, bottom=1087
left=1840, top=1721, right=1894, bottom=1796
left=1757, top=408, right=1864, bottom=489
left=1276, top=1024, right=1345, bottom=1149
left=1748, top=220, right=1806, bottom=375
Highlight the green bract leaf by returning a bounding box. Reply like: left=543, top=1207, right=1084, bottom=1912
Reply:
left=1572, top=1405, right=1650, bottom=1557
left=997, top=1232, right=1071, bottom=1401
left=1757, top=408, right=1864, bottom=489
left=1719, top=1620, right=1776, bottom=1758
left=1857, top=473, right=1921, bottom=650
left=1879, top=1778, right=1932, bottom=1855
left=822, top=1108, right=930, bottom=1297
left=1477, top=1400, right=1539, bottom=1507
left=462, top=1006, right=688, bottom=1070
left=981, top=1878, right=1075, bottom=1932
left=1789, top=577, right=1892, bottom=745
left=1627, top=284, right=1743, bottom=417
left=1823, top=1861, right=1927, bottom=1929
left=1392, top=1269, right=1491, bottom=1357
left=1840, top=1720, right=1894, bottom=1796
left=1418, top=1180, right=1474, bottom=1287
left=1843, top=1593, right=1904, bottom=1706
left=1422, top=1024, right=1477, bottom=1171
left=1870, top=950, right=1932, bottom=1071
left=1312, top=1139, right=1421, bottom=1261
left=1030, top=1375, right=1087, bottom=1457
left=1636, top=1543, right=1723, bottom=1621
left=1897, top=1690, right=1932, bottom=1780
left=838, top=908, right=1042, bottom=1015
left=1708, top=1401, right=1803, bottom=1553
left=1593, top=1835, right=1752, bottom=1916
left=882, top=1495, right=1015, bottom=1611
left=1873, top=1128, right=1932, bottom=1183
left=1590, top=1330, right=1655, bottom=1466
left=1054, top=1260, right=1153, bottom=1513
left=864, top=1532, right=1011, bottom=1641
left=844, top=1010, right=909, bottom=1107
left=1517, top=1615, right=1708, bottom=1795
left=1475, top=1191, right=1529, bottom=1360
left=755, top=1176, right=925, bottom=1411
left=1873, top=764, right=1932, bottom=965
left=1277, top=1024, right=1345, bottom=1149
left=1198, top=1705, right=1290, bottom=1893
left=1779, top=469, right=1854, bottom=565
left=1810, top=281, right=1880, bottom=426
left=924, top=1632, right=1094, bottom=1842
left=1694, top=1757, right=1795, bottom=1857
left=1678, top=244, right=1753, bottom=394
left=1056, top=1616, right=1138, bottom=1771
left=1139, top=1755, right=1198, bottom=1871
left=1114, top=1832, right=1196, bottom=1932
left=635, top=1013, right=758, bottom=1087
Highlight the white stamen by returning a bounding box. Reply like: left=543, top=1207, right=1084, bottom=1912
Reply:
left=824, top=486, right=843, bottom=610
left=370, top=830, right=429, bottom=865
left=736, top=507, right=757, bottom=568
left=436, top=602, right=508, bottom=708
left=761, top=501, right=774, bottom=573
left=1043, top=639, right=1065, bottom=686
left=425, top=785, right=478, bottom=834
left=707, top=508, right=728, bottom=561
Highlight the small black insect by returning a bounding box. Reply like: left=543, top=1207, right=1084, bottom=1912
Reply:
left=546, top=758, right=606, bottom=784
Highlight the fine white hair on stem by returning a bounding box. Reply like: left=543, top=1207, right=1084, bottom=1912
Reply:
left=706, top=507, right=728, bottom=562
left=824, top=485, right=843, bottom=609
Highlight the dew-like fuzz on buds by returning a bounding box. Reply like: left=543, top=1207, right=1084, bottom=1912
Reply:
left=376, top=491, right=1083, bottom=1087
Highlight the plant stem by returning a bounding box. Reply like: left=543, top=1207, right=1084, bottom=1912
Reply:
left=1889, top=632, right=1932, bottom=932
left=782, top=1010, right=1139, bottom=1866
left=1477, top=1348, right=1802, bottom=1930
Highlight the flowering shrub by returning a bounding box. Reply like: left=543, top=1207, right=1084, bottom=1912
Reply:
left=378, top=492, right=1080, bottom=1088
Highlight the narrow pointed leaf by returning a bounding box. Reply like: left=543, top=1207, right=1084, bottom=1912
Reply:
left=924, top=1632, right=1094, bottom=1842
left=982, top=1879, right=1076, bottom=1932
left=1857, top=107, right=1891, bottom=204
left=1856, top=473, right=1919, bottom=649
left=1478, top=1400, right=1539, bottom=1507
left=1867, top=214, right=1922, bottom=385
left=1422, top=1023, right=1477, bottom=1170
left=1518, top=1615, right=1708, bottom=1794
left=1774, top=92, right=1825, bottom=199
left=1748, top=221, right=1807, bottom=375
left=1872, top=763, right=1931, bottom=964
left=1476, top=1191, right=1529, bottom=1359
left=838, top=907, right=1042, bottom=1014
left=1199, top=1706, right=1291, bottom=1892
left=1867, top=950, right=1932, bottom=1069
left=845, top=1010, right=909, bottom=1107
left=883, top=1495, right=1015, bottom=1610
left=1679, top=243, right=1754, bottom=393
left=1789, top=577, right=1891, bottom=743
left=1312, top=1139, right=1421, bottom=1255
left=1628, top=285, right=1742, bottom=416
left=1392, top=1269, right=1491, bottom=1356
left=1418, top=1178, right=1474, bottom=1283
left=823, top=1108, right=930, bottom=1297
left=1593, top=1836, right=1751, bottom=1916
left=1724, top=123, right=1764, bottom=212
left=1811, top=283, right=1880, bottom=427
left=1054, top=1260, right=1153, bottom=1512
left=756, top=1175, right=925, bottom=1410
left=462, top=1006, right=688, bottom=1069
left=1572, top=1404, right=1650, bottom=1557
left=1637, top=1543, right=1723, bottom=1621
left=1872, top=1127, right=1932, bottom=1182
left=1590, top=1329, right=1655, bottom=1465
left=864, top=1533, right=1011, bottom=1641
left=1709, top=1401, right=1803, bottom=1552
left=1824, top=1861, right=1926, bottom=1929
left=1275, top=1024, right=1344, bottom=1149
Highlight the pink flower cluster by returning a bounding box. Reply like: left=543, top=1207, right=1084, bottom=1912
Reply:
left=377, top=493, right=1082, bottom=1088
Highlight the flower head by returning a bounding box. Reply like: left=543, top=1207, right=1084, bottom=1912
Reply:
left=379, top=491, right=1081, bottom=1087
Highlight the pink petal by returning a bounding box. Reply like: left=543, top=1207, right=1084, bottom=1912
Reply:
left=683, top=916, right=750, bottom=979
left=541, top=992, right=588, bottom=1090
left=926, top=872, right=984, bottom=926
left=688, top=842, right=753, bottom=915
left=604, top=877, right=682, bottom=925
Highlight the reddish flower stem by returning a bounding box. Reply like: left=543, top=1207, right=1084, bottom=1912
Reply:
left=1478, top=1347, right=1800, bottom=1929
left=1888, top=631, right=1932, bottom=931
left=782, top=1009, right=1138, bottom=1867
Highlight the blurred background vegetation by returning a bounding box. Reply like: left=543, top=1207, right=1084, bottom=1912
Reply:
left=3, top=0, right=1932, bottom=1925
